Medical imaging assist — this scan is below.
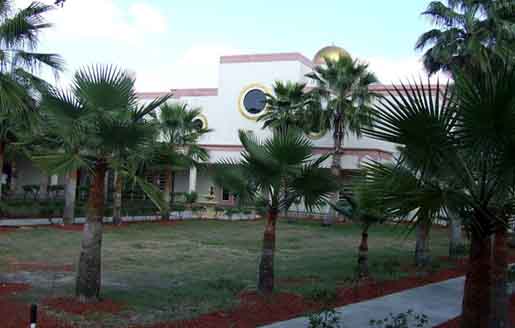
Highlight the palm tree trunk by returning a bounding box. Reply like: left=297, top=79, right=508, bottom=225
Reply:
left=258, top=208, right=278, bottom=294
left=161, top=168, right=172, bottom=220
left=358, top=228, right=369, bottom=278
left=63, top=170, right=78, bottom=225
left=112, top=171, right=123, bottom=225
left=75, top=160, right=106, bottom=303
left=489, top=225, right=509, bottom=328
left=449, top=216, right=464, bottom=260
left=323, top=122, right=343, bottom=226
left=9, top=158, right=16, bottom=196
left=0, top=142, right=5, bottom=200
left=415, top=221, right=431, bottom=268
left=461, top=231, right=491, bottom=328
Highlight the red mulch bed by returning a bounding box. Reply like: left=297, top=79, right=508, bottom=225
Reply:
left=135, top=262, right=471, bottom=328
left=8, top=262, right=73, bottom=273
left=43, top=297, right=124, bottom=315
left=0, top=227, right=17, bottom=234
left=0, top=282, right=31, bottom=296
left=435, top=294, right=515, bottom=327
left=50, top=220, right=181, bottom=232
left=0, top=283, right=73, bottom=328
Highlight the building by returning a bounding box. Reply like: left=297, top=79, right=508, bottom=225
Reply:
left=5, top=46, right=398, bottom=208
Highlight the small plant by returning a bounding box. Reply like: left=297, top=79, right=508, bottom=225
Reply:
left=22, top=185, right=40, bottom=200
left=305, top=286, right=338, bottom=305
left=225, top=207, right=240, bottom=220
left=171, top=204, right=185, bottom=219
left=369, top=310, right=428, bottom=328
left=214, top=206, right=225, bottom=217
left=308, top=308, right=341, bottom=328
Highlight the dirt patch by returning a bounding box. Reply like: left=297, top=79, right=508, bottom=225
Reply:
left=277, top=276, right=321, bottom=287
left=43, top=297, right=124, bottom=315
left=8, top=261, right=73, bottom=273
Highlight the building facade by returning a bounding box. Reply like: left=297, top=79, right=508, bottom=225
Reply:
left=5, top=46, right=399, bottom=208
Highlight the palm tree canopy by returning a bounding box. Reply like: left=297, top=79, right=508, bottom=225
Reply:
left=306, top=56, right=379, bottom=139
left=258, top=81, right=311, bottom=133
left=0, top=0, right=64, bottom=142
left=150, top=102, right=211, bottom=171
left=416, top=0, right=515, bottom=75
left=362, top=62, right=515, bottom=236
left=213, top=130, right=338, bottom=212
left=34, top=65, right=171, bottom=209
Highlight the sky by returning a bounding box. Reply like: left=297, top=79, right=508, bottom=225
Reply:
left=16, top=0, right=441, bottom=91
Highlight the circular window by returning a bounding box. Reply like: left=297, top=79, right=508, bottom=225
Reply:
left=192, top=114, right=208, bottom=130
left=238, top=84, right=271, bottom=120
left=243, top=89, right=266, bottom=115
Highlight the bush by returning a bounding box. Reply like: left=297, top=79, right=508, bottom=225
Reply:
left=308, top=308, right=341, bottom=328
left=369, top=310, right=428, bottom=328
left=304, top=286, right=338, bottom=305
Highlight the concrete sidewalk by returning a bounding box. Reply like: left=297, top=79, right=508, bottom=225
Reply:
left=261, top=277, right=465, bottom=328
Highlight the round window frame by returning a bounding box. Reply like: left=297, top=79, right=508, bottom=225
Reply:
left=193, top=114, right=208, bottom=130
left=238, top=83, right=271, bottom=121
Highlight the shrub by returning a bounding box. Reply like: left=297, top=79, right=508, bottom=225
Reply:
left=369, top=310, right=428, bottom=328
left=304, top=286, right=338, bottom=305
left=308, top=308, right=341, bottom=328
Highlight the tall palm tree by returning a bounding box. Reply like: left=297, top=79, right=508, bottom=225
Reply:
left=154, top=103, right=210, bottom=220
left=415, top=0, right=515, bottom=75
left=258, top=81, right=310, bottom=133
left=35, top=65, right=170, bottom=303
left=363, top=63, right=515, bottom=327
left=213, top=130, right=337, bottom=293
left=0, top=1, right=64, bottom=198
left=258, top=81, right=313, bottom=220
left=306, top=56, right=378, bottom=225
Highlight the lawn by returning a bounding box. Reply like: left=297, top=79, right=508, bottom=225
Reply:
left=0, top=220, right=452, bottom=327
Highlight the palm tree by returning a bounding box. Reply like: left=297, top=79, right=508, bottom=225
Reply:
left=0, top=1, right=64, bottom=198
left=258, top=81, right=310, bottom=133
left=35, top=65, right=170, bottom=303
left=155, top=103, right=210, bottom=220
left=363, top=63, right=515, bottom=327
left=258, top=81, right=313, bottom=221
left=213, top=130, right=337, bottom=293
left=332, top=188, right=386, bottom=277
left=306, top=56, right=378, bottom=225
left=415, top=0, right=515, bottom=75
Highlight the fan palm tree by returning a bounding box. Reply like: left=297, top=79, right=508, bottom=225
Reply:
left=35, top=65, right=170, bottom=303
left=213, top=130, right=337, bottom=293
left=258, top=81, right=311, bottom=133
left=332, top=188, right=386, bottom=277
left=0, top=1, right=64, bottom=198
left=155, top=103, right=210, bottom=220
left=415, top=0, right=515, bottom=75
left=306, top=56, right=379, bottom=225
left=363, top=63, right=515, bottom=327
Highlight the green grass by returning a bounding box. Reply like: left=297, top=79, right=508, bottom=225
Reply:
left=0, top=220, right=452, bottom=327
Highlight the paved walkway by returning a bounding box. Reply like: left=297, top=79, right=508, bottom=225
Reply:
left=261, top=277, right=465, bottom=328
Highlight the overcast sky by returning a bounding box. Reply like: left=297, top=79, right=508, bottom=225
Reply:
left=16, top=0, right=443, bottom=91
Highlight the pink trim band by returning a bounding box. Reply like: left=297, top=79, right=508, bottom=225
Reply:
left=137, top=88, right=218, bottom=100
left=201, top=144, right=393, bottom=161
left=220, top=53, right=313, bottom=68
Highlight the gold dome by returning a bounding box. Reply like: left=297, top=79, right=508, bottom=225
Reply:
left=313, top=46, right=351, bottom=66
